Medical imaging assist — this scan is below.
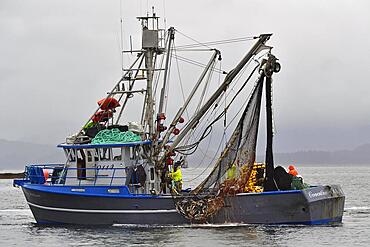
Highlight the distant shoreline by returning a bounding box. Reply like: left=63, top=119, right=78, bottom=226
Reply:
left=0, top=172, right=24, bottom=179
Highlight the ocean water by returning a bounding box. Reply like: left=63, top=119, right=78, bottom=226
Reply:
left=1, top=165, right=369, bottom=247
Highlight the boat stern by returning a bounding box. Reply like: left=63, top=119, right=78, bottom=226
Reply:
left=302, top=185, right=345, bottom=224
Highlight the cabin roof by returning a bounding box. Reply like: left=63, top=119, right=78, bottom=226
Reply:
left=57, top=140, right=152, bottom=149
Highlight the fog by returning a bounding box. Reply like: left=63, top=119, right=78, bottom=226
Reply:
left=1, top=0, right=370, bottom=152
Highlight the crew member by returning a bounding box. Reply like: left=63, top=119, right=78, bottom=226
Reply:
left=227, top=163, right=237, bottom=179
left=169, top=162, right=183, bottom=192
left=288, top=165, right=298, bottom=176
left=288, top=165, right=309, bottom=190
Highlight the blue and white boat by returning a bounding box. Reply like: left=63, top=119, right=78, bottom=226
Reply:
left=14, top=13, right=345, bottom=225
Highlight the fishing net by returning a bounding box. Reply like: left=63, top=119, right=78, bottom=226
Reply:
left=173, top=74, right=265, bottom=223
left=91, top=129, right=141, bottom=144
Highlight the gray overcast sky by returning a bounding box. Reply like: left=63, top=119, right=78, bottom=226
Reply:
left=1, top=0, right=370, bottom=152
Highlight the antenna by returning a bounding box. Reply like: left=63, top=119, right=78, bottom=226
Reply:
left=130, top=35, right=133, bottom=54
left=119, top=0, right=124, bottom=74
left=146, top=0, right=149, bottom=16
left=163, top=0, right=167, bottom=30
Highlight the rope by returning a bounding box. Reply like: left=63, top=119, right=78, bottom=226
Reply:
left=175, top=29, right=213, bottom=49
left=171, top=54, right=226, bottom=74
left=91, top=129, right=141, bottom=144
left=174, top=63, right=260, bottom=154
left=173, top=42, right=190, bottom=119
left=174, top=32, right=255, bottom=49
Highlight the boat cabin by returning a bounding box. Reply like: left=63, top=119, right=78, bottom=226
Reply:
left=56, top=141, right=160, bottom=194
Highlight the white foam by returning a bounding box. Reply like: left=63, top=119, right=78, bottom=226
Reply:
left=112, top=222, right=250, bottom=228
left=0, top=209, right=31, bottom=214
left=344, top=206, right=370, bottom=211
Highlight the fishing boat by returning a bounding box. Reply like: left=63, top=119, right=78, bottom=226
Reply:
left=14, top=12, right=344, bottom=225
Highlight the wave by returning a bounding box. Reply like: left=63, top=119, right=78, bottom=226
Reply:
left=0, top=209, right=31, bottom=214
left=0, top=209, right=29, bottom=211
left=344, top=206, right=370, bottom=215
left=112, top=223, right=251, bottom=228
left=344, top=206, right=370, bottom=211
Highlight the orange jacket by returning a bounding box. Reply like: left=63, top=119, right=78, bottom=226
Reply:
left=288, top=165, right=298, bottom=176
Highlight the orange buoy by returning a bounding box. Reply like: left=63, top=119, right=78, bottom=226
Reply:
left=157, top=113, right=166, bottom=121
left=166, top=157, right=174, bottom=166
left=173, top=128, right=180, bottom=135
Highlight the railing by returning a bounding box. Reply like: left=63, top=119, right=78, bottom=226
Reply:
left=23, top=164, right=135, bottom=188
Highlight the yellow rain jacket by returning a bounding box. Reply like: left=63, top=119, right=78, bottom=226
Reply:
left=170, top=167, right=183, bottom=182
left=227, top=164, right=237, bottom=179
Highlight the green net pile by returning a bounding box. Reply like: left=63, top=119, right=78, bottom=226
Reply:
left=91, top=128, right=141, bottom=144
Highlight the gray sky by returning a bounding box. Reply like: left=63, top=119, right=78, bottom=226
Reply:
left=1, top=0, right=370, bottom=152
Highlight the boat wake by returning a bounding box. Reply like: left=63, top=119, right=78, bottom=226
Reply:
left=112, top=223, right=251, bottom=228
left=344, top=206, right=370, bottom=215
left=0, top=209, right=31, bottom=214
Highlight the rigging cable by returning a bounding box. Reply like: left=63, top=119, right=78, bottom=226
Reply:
left=183, top=127, right=224, bottom=182
left=223, top=59, right=262, bottom=130
left=190, top=56, right=254, bottom=142
left=186, top=58, right=217, bottom=143
left=119, top=0, right=124, bottom=75
left=172, top=41, right=192, bottom=163
left=173, top=56, right=227, bottom=144
left=174, top=63, right=260, bottom=155
left=171, top=54, right=226, bottom=74
left=173, top=48, right=215, bottom=52
left=226, top=75, right=261, bottom=130
left=222, top=58, right=228, bottom=150
left=173, top=41, right=190, bottom=119
left=175, top=36, right=256, bottom=49
left=173, top=57, right=214, bottom=150
left=162, top=0, right=167, bottom=30
left=175, top=29, right=213, bottom=49
left=175, top=58, right=262, bottom=181
left=184, top=68, right=263, bottom=182
left=178, top=55, right=218, bottom=167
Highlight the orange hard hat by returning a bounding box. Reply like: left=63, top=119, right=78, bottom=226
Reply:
left=288, top=165, right=295, bottom=170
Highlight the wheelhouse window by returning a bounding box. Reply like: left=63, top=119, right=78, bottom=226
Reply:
left=94, top=148, right=100, bottom=161
left=76, top=149, right=86, bottom=179
left=112, top=148, right=122, bottom=160
left=98, top=148, right=111, bottom=161
left=129, top=146, right=139, bottom=160
left=86, top=150, right=93, bottom=162
left=64, top=148, right=76, bottom=162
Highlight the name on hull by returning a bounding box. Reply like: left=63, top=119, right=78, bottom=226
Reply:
left=308, top=190, right=329, bottom=199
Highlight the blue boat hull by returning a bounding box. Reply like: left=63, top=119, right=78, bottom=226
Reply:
left=16, top=182, right=345, bottom=225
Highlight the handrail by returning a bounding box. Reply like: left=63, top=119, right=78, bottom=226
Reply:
left=23, top=164, right=130, bottom=187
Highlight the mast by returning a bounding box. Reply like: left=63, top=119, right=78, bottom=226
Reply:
left=144, top=49, right=155, bottom=137
left=262, top=54, right=280, bottom=191
left=263, top=75, right=276, bottom=191
left=137, top=13, right=162, bottom=140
